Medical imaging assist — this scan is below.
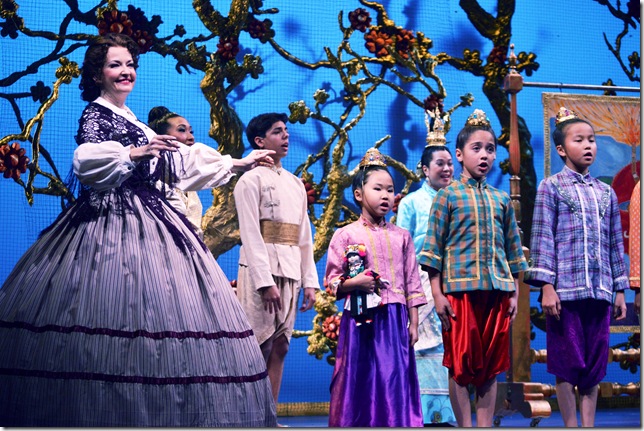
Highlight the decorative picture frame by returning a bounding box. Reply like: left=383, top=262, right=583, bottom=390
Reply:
left=542, top=92, right=640, bottom=180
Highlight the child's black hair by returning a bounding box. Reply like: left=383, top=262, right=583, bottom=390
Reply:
left=552, top=118, right=595, bottom=162
left=455, top=123, right=497, bottom=152
left=246, top=112, right=289, bottom=148
left=352, top=165, right=392, bottom=207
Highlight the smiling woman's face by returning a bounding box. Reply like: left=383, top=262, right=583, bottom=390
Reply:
left=98, top=46, right=137, bottom=102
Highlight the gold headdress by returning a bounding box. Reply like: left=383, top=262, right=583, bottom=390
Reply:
left=555, top=107, right=579, bottom=125
left=425, top=108, right=447, bottom=147
left=465, top=109, right=491, bottom=128
left=359, top=147, right=387, bottom=168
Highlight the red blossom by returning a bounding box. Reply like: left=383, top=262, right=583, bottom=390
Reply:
left=488, top=46, right=508, bottom=64
left=131, top=29, right=154, bottom=53
left=97, top=10, right=133, bottom=37
left=323, top=277, right=336, bottom=296
left=423, top=94, right=444, bottom=114
left=348, top=8, right=372, bottom=32
left=364, top=28, right=394, bottom=58
left=394, top=28, right=416, bottom=59
left=301, top=179, right=318, bottom=205
left=247, top=16, right=269, bottom=40
left=392, top=192, right=404, bottom=214
left=216, top=36, right=240, bottom=61
left=96, top=7, right=159, bottom=53
left=0, top=142, right=29, bottom=180
left=322, top=315, right=341, bottom=340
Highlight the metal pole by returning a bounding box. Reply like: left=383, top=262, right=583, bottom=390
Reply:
left=523, top=81, right=640, bottom=93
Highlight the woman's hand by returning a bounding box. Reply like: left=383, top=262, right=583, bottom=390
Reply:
left=130, top=134, right=180, bottom=162
left=232, top=149, right=276, bottom=172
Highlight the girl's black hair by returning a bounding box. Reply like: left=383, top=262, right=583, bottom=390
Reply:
left=552, top=118, right=594, bottom=162
left=351, top=165, right=392, bottom=207
left=455, top=123, right=497, bottom=151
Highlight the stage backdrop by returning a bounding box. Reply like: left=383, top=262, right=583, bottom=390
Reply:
left=0, top=0, right=640, bottom=408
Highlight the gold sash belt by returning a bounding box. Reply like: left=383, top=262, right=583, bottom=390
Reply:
left=260, top=220, right=300, bottom=246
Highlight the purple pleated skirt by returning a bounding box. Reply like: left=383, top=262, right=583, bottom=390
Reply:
left=329, top=303, right=423, bottom=427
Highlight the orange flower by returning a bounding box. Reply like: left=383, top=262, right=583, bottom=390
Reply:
left=364, top=28, right=394, bottom=58
left=395, top=28, right=416, bottom=60
left=322, top=314, right=341, bottom=340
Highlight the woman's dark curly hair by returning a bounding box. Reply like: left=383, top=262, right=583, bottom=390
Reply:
left=79, top=33, right=140, bottom=102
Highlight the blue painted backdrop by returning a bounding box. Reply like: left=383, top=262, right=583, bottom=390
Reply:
left=0, top=0, right=639, bottom=404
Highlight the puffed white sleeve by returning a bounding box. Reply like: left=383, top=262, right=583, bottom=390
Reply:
left=171, top=142, right=235, bottom=191
left=73, top=141, right=137, bottom=191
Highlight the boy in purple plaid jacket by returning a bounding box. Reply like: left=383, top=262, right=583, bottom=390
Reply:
left=524, top=107, right=627, bottom=427
left=419, top=109, right=528, bottom=427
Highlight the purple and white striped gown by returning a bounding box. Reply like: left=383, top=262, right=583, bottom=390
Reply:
left=0, top=100, right=276, bottom=427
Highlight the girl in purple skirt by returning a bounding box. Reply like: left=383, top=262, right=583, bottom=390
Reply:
left=325, top=147, right=427, bottom=427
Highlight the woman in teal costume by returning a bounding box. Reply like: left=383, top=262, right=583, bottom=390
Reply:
left=395, top=111, right=456, bottom=426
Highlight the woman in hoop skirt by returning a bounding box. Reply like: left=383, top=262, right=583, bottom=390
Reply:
left=0, top=33, right=277, bottom=427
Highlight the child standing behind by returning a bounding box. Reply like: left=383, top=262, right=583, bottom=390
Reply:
left=524, top=107, right=628, bottom=427
left=395, top=109, right=456, bottom=426
left=326, top=147, right=427, bottom=427
left=419, top=109, right=528, bottom=427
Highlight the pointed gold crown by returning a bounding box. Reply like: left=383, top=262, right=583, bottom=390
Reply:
left=555, top=107, right=579, bottom=125
left=359, top=147, right=387, bottom=168
left=425, top=108, right=447, bottom=146
left=465, top=109, right=491, bottom=128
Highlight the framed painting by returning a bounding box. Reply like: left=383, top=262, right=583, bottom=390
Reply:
left=542, top=92, right=640, bottom=254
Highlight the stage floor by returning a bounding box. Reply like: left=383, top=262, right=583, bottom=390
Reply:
left=278, top=407, right=641, bottom=428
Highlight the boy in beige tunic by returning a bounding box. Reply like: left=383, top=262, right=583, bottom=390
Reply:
left=234, top=113, right=319, bottom=409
